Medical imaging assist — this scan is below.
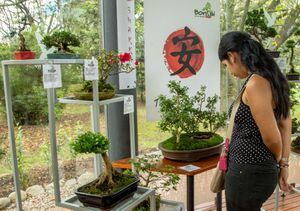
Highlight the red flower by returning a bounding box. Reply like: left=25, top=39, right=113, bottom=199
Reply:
left=119, top=52, right=131, bottom=63
left=134, top=60, right=139, bottom=66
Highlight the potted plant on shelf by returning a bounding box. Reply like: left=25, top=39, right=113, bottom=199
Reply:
left=9, top=17, right=35, bottom=60
left=157, top=81, right=226, bottom=162
left=42, top=31, right=80, bottom=59
left=129, top=154, right=180, bottom=211
left=284, top=30, right=300, bottom=80
left=245, top=9, right=279, bottom=58
left=291, top=136, right=300, bottom=154
left=70, top=131, right=139, bottom=209
left=70, top=49, right=136, bottom=100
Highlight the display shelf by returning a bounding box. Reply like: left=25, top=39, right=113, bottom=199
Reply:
left=160, top=199, right=185, bottom=211
left=2, top=59, right=85, bottom=65
left=59, top=187, right=155, bottom=211
left=58, top=94, right=127, bottom=106
left=1, top=59, right=141, bottom=211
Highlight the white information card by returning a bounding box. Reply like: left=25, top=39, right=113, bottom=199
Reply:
left=124, top=95, right=134, bottom=114
left=84, top=59, right=99, bottom=81
left=178, top=165, right=201, bottom=172
left=42, top=64, right=62, bottom=89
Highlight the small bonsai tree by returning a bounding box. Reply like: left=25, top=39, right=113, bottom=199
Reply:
left=245, top=9, right=277, bottom=45
left=157, top=81, right=226, bottom=144
left=129, top=154, right=180, bottom=210
left=8, top=15, right=31, bottom=51
left=81, top=49, right=136, bottom=93
left=70, top=132, right=117, bottom=188
left=284, top=29, right=300, bottom=74
left=42, top=31, right=80, bottom=53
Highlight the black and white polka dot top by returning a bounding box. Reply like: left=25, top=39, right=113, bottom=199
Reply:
left=228, top=75, right=275, bottom=164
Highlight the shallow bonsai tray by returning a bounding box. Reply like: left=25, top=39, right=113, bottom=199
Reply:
left=159, top=141, right=224, bottom=162
left=75, top=177, right=139, bottom=209
left=60, top=186, right=155, bottom=211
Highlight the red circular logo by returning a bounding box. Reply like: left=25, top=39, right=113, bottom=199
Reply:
left=163, top=26, right=205, bottom=79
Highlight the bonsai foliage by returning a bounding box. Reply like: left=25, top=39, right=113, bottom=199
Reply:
left=245, top=9, right=277, bottom=44
left=98, top=49, right=136, bottom=83
left=42, top=31, right=80, bottom=53
left=70, top=132, right=115, bottom=187
left=82, top=49, right=136, bottom=92
left=202, top=96, right=227, bottom=133
left=157, top=81, right=198, bottom=144
left=157, top=81, right=226, bottom=144
left=7, top=15, right=31, bottom=51
left=284, top=29, right=300, bottom=74
left=131, top=154, right=179, bottom=192
left=130, top=154, right=180, bottom=210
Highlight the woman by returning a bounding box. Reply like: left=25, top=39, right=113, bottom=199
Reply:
left=218, top=31, right=292, bottom=210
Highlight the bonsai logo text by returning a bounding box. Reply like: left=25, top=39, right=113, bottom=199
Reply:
left=194, top=2, right=215, bottom=18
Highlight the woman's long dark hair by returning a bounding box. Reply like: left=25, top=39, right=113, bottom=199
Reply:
left=218, top=31, right=290, bottom=120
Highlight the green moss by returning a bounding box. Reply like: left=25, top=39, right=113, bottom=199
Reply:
left=161, top=132, right=224, bottom=150
left=80, top=173, right=136, bottom=196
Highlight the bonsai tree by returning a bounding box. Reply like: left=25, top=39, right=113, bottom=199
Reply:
left=245, top=9, right=277, bottom=46
left=284, top=29, right=300, bottom=75
left=157, top=81, right=226, bottom=150
left=73, top=49, right=137, bottom=100
left=70, top=132, right=115, bottom=187
left=42, top=31, right=80, bottom=54
left=69, top=131, right=137, bottom=192
left=129, top=154, right=180, bottom=210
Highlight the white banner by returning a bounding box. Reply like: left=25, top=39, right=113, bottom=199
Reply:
left=144, top=0, right=221, bottom=121
left=117, top=0, right=136, bottom=90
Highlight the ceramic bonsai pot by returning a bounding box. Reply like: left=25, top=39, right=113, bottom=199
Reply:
left=47, top=53, right=80, bottom=59
left=266, top=50, right=280, bottom=58
left=14, top=51, right=35, bottom=60
left=75, top=176, right=139, bottom=209
left=73, top=89, right=116, bottom=101
left=286, top=73, right=300, bottom=81
left=158, top=141, right=224, bottom=162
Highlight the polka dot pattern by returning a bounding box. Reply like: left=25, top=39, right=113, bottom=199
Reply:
left=227, top=75, right=274, bottom=164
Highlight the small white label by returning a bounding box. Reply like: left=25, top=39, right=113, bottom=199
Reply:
left=178, top=165, right=201, bottom=172
left=124, top=95, right=134, bottom=114
left=84, top=59, right=99, bottom=80
left=42, top=64, right=62, bottom=89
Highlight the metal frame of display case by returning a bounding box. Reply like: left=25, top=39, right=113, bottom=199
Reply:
left=1, top=59, right=142, bottom=211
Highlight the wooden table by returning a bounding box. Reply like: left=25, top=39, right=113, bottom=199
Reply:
left=113, top=155, right=220, bottom=211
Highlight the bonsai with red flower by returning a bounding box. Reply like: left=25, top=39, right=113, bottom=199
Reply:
left=72, top=49, right=136, bottom=100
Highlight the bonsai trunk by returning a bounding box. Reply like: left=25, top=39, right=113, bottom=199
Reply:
left=174, top=129, right=181, bottom=144
left=18, top=33, right=28, bottom=51
left=96, top=152, right=115, bottom=188
left=289, top=46, right=295, bottom=73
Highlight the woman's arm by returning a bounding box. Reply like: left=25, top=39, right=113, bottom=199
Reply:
left=244, top=75, right=282, bottom=161
left=277, top=115, right=292, bottom=192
